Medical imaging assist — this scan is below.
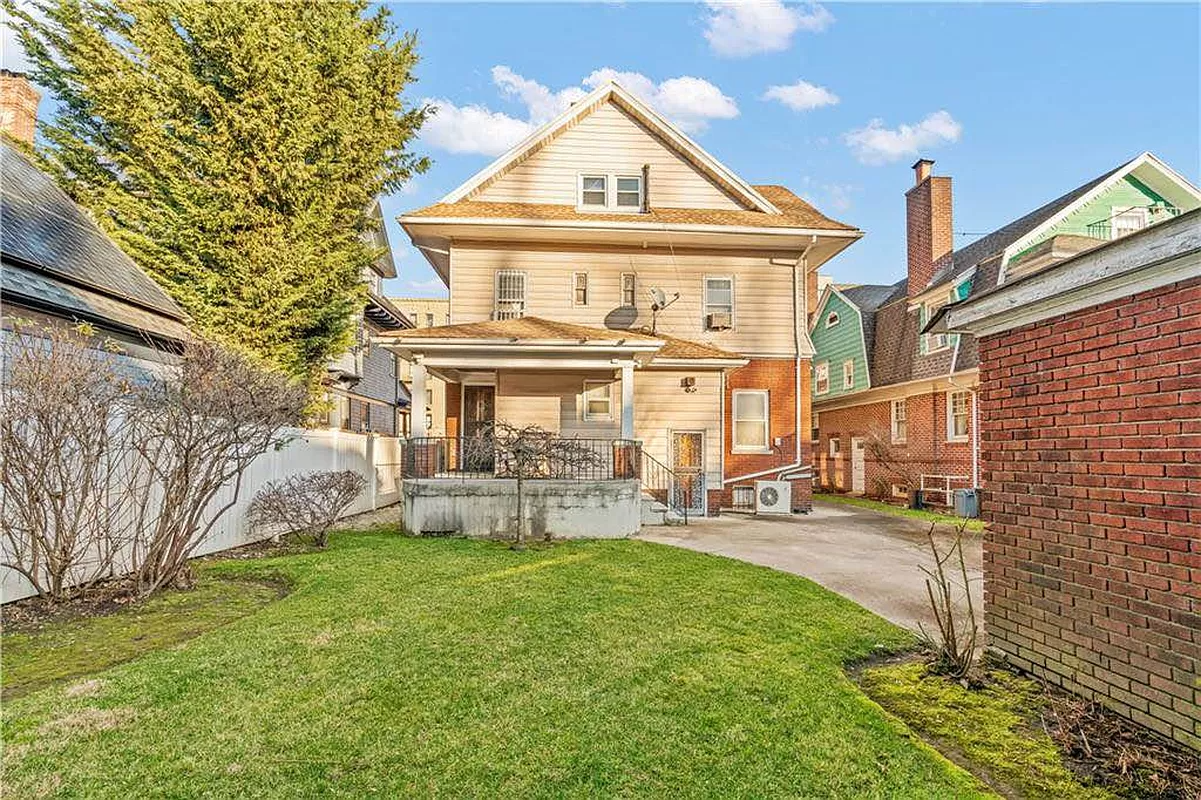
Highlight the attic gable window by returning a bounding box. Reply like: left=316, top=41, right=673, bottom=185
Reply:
left=577, top=173, right=643, bottom=212
left=825, top=311, right=840, bottom=328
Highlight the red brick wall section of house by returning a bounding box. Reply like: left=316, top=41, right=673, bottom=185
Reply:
left=978, top=276, right=1201, bottom=751
left=813, top=390, right=974, bottom=502
left=712, top=357, right=813, bottom=513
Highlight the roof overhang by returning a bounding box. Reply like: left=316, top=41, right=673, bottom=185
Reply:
left=400, top=217, right=861, bottom=284
left=374, top=333, right=664, bottom=371
left=932, top=209, right=1201, bottom=338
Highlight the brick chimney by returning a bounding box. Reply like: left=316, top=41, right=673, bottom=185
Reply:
left=0, top=70, right=41, bottom=145
left=906, top=158, right=952, bottom=299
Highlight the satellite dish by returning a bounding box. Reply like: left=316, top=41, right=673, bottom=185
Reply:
left=648, top=287, right=668, bottom=310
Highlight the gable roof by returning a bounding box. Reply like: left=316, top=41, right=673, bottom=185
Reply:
left=440, top=82, right=779, bottom=214
left=839, top=280, right=907, bottom=370
left=403, top=183, right=855, bottom=232
left=1, top=143, right=184, bottom=320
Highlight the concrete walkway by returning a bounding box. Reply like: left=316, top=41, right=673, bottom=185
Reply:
left=638, top=501, right=982, bottom=635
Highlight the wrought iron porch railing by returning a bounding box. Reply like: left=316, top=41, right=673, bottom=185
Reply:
left=402, top=436, right=642, bottom=483
left=640, top=450, right=690, bottom=525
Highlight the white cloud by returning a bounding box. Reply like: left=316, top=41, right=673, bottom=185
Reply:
left=799, top=177, right=856, bottom=212
left=421, top=100, right=534, bottom=157
left=843, top=110, right=963, bottom=165
left=420, top=67, right=738, bottom=156
left=762, top=79, right=839, bottom=112
left=703, top=1, right=834, bottom=58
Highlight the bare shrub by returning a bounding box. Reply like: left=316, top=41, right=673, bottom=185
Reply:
left=0, top=321, right=132, bottom=601
left=918, top=520, right=979, bottom=679
left=123, top=340, right=306, bottom=594
left=488, top=422, right=603, bottom=549
left=862, top=424, right=918, bottom=498
left=247, top=470, right=367, bottom=548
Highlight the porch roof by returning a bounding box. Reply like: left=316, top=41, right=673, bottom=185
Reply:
left=375, top=316, right=748, bottom=369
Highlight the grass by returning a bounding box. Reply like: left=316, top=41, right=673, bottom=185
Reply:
left=1, top=532, right=992, bottom=798
left=859, top=662, right=1116, bottom=799
left=1, top=573, right=286, bottom=700
left=815, top=492, right=986, bottom=533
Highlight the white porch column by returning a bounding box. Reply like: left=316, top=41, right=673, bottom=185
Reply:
left=620, top=363, right=635, bottom=440
left=411, top=360, right=428, bottom=438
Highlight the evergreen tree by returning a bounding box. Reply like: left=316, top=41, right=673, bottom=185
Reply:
left=8, top=0, right=429, bottom=382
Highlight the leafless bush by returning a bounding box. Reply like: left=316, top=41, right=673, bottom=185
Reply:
left=489, top=422, right=603, bottom=549
left=247, top=470, right=367, bottom=548
left=123, top=340, right=306, bottom=594
left=918, top=520, right=979, bottom=679
left=0, top=321, right=132, bottom=601
left=862, top=425, right=918, bottom=498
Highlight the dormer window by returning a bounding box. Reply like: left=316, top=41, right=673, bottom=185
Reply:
left=580, top=175, right=607, bottom=208
left=578, top=173, right=643, bottom=212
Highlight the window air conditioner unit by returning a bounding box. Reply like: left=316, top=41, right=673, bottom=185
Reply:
left=755, top=480, right=791, bottom=515
left=706, top=312, right=732, bottom=331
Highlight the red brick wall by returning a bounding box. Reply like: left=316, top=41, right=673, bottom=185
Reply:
left=979, top=276, right=1201, bottom=750
left=813, top=389, right=975, bottom=502
left=712, top=357, right=813, bottom=513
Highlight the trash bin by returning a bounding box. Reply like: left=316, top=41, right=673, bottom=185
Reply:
left=908, top=488, right=924, bottom=510
left=953, top=488, right=979, bottom=519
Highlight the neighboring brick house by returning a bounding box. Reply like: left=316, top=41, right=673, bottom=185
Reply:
left=324, top=200, right=412, bottom=435
left=812, top=153, right=1201, bottom=504
left=934, top=209, right=1200, bottom=751
left=381, top=81, right=861, bottom=514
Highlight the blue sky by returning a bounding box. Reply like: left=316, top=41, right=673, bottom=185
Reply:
left=7, top=2, right=1198, bottom=297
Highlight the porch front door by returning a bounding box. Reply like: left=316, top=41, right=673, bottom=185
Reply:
left=671, top=431, right=705, bottom=515
left=462, top=385, right=495, bottom=437
left=851, top=436, right=866, bottom=494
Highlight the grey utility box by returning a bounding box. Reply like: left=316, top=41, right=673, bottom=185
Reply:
left=953, top=488, right=979, bottom=519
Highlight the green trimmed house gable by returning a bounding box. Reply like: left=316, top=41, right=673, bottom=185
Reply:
left=810, top=287, right=870, bottom=399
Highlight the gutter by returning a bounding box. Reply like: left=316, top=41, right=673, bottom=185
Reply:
left=399, top=215, right=863, bottom=240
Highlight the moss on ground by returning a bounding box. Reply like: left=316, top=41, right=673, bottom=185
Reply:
left=860, top=661, right=1116, bottom=800
left=1, top=572, right=286, bottom=699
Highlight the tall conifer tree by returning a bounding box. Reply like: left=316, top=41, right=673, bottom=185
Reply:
left=8, top=0, right=429, bottom=382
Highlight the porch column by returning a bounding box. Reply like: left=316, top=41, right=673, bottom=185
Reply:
left=620, top=363, right=634, bottom=440
left=411, top=360, right=427, bottom=438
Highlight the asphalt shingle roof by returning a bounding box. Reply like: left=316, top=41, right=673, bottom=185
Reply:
left=1, top=143, right=184, bottom=321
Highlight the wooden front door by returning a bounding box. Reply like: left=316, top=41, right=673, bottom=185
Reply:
left=671, top=431, right=705, bottom=515
left=462, top=385, right=495, bottom=438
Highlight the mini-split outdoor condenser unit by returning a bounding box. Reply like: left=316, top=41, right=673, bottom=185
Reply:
left=755, top=480, right=791, bottom=515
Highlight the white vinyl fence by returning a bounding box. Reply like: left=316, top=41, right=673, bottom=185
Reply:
left=1, top=429, right=403, bottom=604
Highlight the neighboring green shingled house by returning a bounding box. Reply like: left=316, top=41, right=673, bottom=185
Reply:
left=811, top=151, right=1201, bottom=499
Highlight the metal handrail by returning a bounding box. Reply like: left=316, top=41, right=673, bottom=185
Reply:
left=640, top=450, right=689, bottom=525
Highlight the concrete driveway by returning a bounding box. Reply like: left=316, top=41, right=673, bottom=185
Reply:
left=638, top=501, right=982, bottom=635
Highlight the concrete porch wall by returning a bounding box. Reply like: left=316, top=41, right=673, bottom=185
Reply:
left=403, top=478, right=641, bottom=539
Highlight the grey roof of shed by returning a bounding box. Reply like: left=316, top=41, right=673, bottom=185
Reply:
left=1, top=142, right=185, bottom=322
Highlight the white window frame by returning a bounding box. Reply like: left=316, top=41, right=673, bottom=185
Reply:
left=947, top=390, right=971, bottom=442
left=815, top=361, right=829, bottom=395
left=826, top=311, right=840, bottom=328
left=494, top=270, right=527, bottom=320
left=620, top=272, right=637, bottom=307
left=731, top=390, right=770, bottom=453
left=578, top=174, right=608, bottom=210
left=922, top=299, right=949, bottom=354
left=572, top=272, right=589, bottom=306
left=829, top=437, right=841, bottom=457
left=582, top=380, right=612, bottom=421
left=1110, top=205, right=1149, bottom=240
left=704, top=275, right=735, bottom=326
left=842, top=360, right=855, bottom=390
left=891, top=398, right=907, bottom=444
left=614, top=174, right=643, bottom=210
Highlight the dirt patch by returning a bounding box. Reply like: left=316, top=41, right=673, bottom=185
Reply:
left=62, top=679, right=105, bottom=699
left=39, top=707, right=137, bottom=737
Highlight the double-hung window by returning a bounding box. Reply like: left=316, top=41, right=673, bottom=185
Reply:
left=494, top=270, right=527, bottom=320
left=842, top=360, right=855, bottom=390
left=732, top=390, right=770, bottom=452
left=616, top=176, right=643, bottom=209
left=704, top=276, right=734, bottom=329
left=573, top=272, right=589, bottom=306
left=947, top=391, right=971, bottom=441
left=920, top=301, right=948, bottom=354
left=583, top=381, right=612, bottom=421
left=621, top=273, right=637, bottom=307
left=815, top=362, right=829, bottom=395
left=580, top=175, right=607, bottom=209
left=891, top=399, right=907, bottom=443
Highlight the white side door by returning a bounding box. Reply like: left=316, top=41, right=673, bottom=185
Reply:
left=851, top=436, right=866, bottom=494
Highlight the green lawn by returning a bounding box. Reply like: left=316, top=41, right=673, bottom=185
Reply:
left=2, top=532, right=989, bottom=798
left=815, top=492, right=986, bottom=533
